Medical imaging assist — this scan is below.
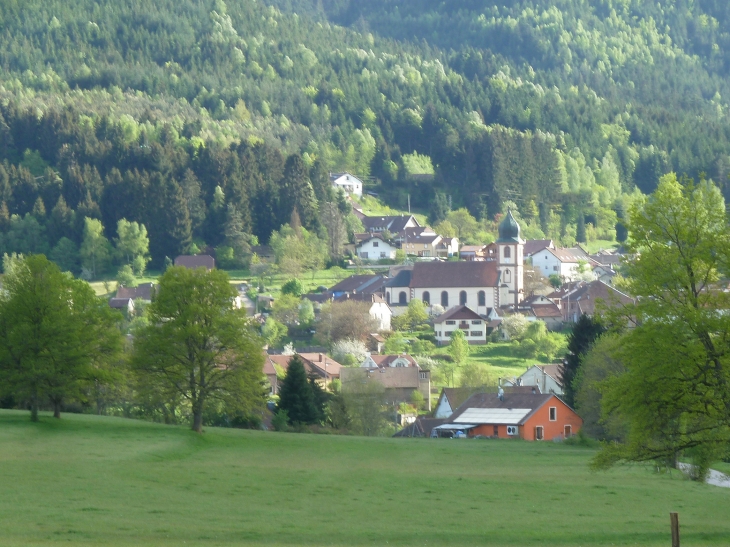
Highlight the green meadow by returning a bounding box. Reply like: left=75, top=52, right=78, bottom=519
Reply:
left=0, top=411, right=728, bottom=546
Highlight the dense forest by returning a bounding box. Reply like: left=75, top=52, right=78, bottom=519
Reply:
left=1, top=0, right=730, bottom=268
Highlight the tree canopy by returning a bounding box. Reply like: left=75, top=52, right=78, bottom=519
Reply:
left=132, top=266, right=265, bottom=432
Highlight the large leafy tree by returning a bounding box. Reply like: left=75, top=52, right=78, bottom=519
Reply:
left=597, top=174, right=730, bottom=473
left=132, top=266, right=265, bottom=432
left=0, top=254, right=123, bottom=421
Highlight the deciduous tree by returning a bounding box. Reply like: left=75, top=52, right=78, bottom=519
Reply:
left=132, top=266, right=265, bottom=432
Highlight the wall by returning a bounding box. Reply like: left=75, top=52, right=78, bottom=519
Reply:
left=358, top=239, right=396, bottom=259
left=433, top=320, right=486, bottom=345
left=522, top=397, right=582, bottom=441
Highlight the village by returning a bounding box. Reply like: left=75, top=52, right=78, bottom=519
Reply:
left=106, top=172, right=633, bottom=441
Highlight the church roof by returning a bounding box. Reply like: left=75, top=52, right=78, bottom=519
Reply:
left=496, top=209, right=524, bottom=244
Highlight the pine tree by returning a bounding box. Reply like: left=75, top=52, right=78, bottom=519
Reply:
left=277, top=355, right=318, bottom=425
left=561, top=314, right=605, bottom=408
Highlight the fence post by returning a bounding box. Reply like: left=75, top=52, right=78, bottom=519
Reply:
left=670, top=512, right=680, bottom=547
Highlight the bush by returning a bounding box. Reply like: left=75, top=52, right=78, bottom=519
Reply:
left=272, top=409, right=289, bottom=432
left=281, top=278, right=304, bottom=297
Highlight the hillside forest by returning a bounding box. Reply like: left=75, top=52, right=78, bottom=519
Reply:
left=2, top=0, right=730, bottom=269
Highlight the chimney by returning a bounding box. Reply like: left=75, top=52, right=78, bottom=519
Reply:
left=320, top=353, right=323, bottom=362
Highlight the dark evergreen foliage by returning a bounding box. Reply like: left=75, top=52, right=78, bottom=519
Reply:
left=562, top=314, right=606, bottom=408
left=277, top=355, right=319, bottom=425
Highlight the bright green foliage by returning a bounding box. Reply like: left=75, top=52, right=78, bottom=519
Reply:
left=80, top=217, right=111, bottom=278
left=383, top=332, right=408, bottom=354
left=269, top=224, right=328, bottom=276
left=115, top=219, right=150, bottom=275
left=596, top=174, right=730, bottom=473
left=262, top=316, right=287, bottom=347
left=448, top=329, right=470, bottom=365
left=272, top=294, right=301, bottom=325
left=0, top=255, right=123, bottom=421
left=511, top=321, right=567, bottom=363
left=132, top=266, right=265, bottom=432
left=298, top=299, right=315, bottom=325
left=116, top=264, right=137, bottom=288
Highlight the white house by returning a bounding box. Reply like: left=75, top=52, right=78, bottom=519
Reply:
left=503, top=364, right=564, bottom=396
left=355, top=233, right=398, bottom=260
left=432, top=305, right=487, bottom=345
left=361, top=354, right=418, bottom=368
left=330, top=172, right=363, bottom=197
left=334, top=292, right=392, bottom=331
left=530, top=247, right=596, bottom=282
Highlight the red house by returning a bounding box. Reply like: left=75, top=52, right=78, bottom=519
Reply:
left=436, top=392, right=582, bottom=441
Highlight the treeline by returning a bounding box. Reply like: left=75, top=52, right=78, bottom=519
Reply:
left=2, top=0, right=730, bottom=258
left=0, top=104, right=341, bottom=268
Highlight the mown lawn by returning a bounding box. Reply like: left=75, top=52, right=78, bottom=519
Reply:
left=467, top=342, right=546, bottom=380
left=1, top=410, right=728, bottom=547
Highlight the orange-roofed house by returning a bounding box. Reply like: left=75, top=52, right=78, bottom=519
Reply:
left=436, top=392, right=582, bottom=441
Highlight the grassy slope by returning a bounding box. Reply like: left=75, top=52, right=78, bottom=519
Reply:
left=1, top=411, right=729, bottom=547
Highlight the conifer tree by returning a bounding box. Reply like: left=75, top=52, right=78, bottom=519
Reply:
left=561, top=314, right=605, bottom=408
left=277, top=355, right=319, bottom=425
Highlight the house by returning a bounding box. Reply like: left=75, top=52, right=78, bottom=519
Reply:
left=459, top=245, right=488, bottom=261
left=116, top=282, right=156, bottom=302
left=367, top=333, right=386, bottom=354
left=340, top=367, right=432, bottom=411
left=399, top=226, right=441, bottom=257
left=263, top=352, right=343, bottom=395
left=354, top=233, right=398, bottom=260
left=334, top=292, right=392, bottom=331
left=503, top=364, right=564, bottom=395
left=432, top=305, right=487, bottom=345
left=520, top=294, right=563, bottom=330
left=592, top=264, right=617, bottom=286
left=361, top=354, right=418, bottom=368
left=329, top=274, right=388, bottom=299
left=550, top=280, right=633, bottom=323
left=174, top=254, right=216, bottom=270
left=436, top=237, right=459, bottom=258
left=109, top=297, right=134, bottom=315
left=523, top=239, right=555, bottom=261
left=530, top=247, right=594, bottom=282
left=437, top=392, right=582, bottom=440
left=434, top=388, right=486, bottom=418
left=361, top=215, right=420, bottom=235
left=330, top=172, right=363, bottom=197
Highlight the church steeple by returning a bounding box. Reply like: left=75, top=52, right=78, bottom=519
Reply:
left=496, top=208, right=524, bottom=309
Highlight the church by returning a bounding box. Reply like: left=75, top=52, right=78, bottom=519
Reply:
left=385, top=210, right=525, bottom=315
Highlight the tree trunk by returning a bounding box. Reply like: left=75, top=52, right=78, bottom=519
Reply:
left=192, top=409, right=203, bottom=433
left=53, top=401, right=61, bottom=419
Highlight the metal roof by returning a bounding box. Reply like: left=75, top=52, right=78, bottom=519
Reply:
left=433, top=423, right=478, bottom=430
left=453, top=408, right=532, bottom=425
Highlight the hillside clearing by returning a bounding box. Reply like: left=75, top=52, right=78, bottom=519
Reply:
left=0, top=411, right=728, bottom=546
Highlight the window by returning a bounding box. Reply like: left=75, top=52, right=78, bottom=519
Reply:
left=459, top=291, right=467, bottom=306
left=504, top=269, right=511, bottom=283
left=380, top=252, right=386, bottom=258
left=444, top=330, right=453, bottom=337
left=441, top=291, right=449, bottom=307
left=422, top=291, right=430, bottom=305
left=360, top=252, right=368, bottom=259
left=553, top=266, right=558, bottom=271
left=419, top=372, right=427, bottom=380
left=373, top=241, right=379, bottom=247
left=478, top=290, right=486, bottom=306
left=471, top=320, right=482, bottom=325
left=398, top=291, right=407, bottom=305
left=504, top=246, right=511, bottom=258
left=445, top=320, right=456, bottom=325
left=386, top=292, right=390, bottom=304
left=549, top=407, right=557, bottom=421
left=564, top=425, right=572, bottom=438
left=470, top=331, right=481, bottom=337
left=535, top=426, right=544, bottom=440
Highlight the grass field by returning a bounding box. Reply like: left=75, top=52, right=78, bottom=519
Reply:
left=467, top=342, right=551, bottom=380
left=1, top=411, right=729, bottom=547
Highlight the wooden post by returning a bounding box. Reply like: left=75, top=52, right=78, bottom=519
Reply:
left=670, top=512, right=680, bottom=547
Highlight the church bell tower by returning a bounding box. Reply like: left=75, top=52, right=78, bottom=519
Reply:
left=496, top=209, right=524, bottom=310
